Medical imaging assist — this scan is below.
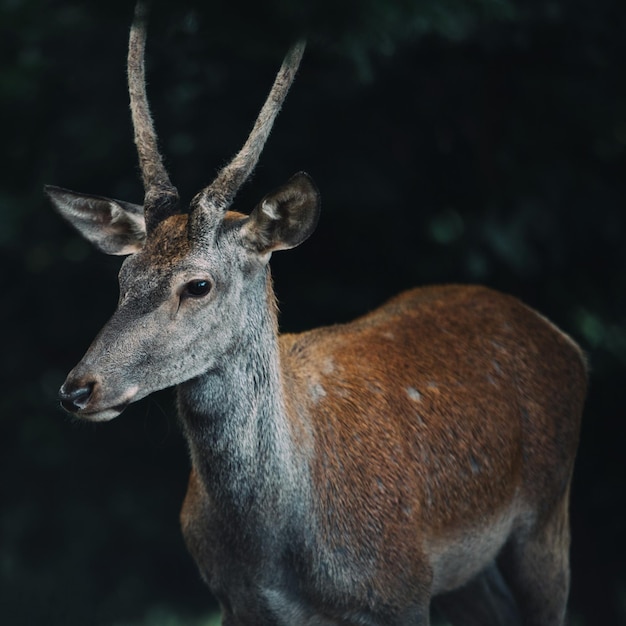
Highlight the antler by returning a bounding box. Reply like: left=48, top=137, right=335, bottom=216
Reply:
left=193, top=41, right=306, bottom=215
left=128, top=1, right=179, bottom=231
left=128, top=0, right=304, bottom=236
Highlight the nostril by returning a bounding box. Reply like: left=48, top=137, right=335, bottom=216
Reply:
left=59, top=382, right=95, bottom=413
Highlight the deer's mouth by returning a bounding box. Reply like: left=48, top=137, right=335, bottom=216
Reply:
left=75, top=403, right=131, bottom=422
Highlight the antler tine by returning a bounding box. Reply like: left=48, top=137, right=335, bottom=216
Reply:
left=128, top=1, right=179, bottom=230
left=197, top=41, right=306, bottom=213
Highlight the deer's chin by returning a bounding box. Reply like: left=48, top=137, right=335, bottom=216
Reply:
left=76, top=405, right=127, bottom=422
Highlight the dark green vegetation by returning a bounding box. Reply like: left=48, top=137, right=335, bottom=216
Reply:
left=1, top=0, right=625, bottom=624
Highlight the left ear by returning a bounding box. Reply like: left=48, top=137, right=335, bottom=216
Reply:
left=45, top=185, right=146, bottom=255
left=241, top=172, right=320, bottom=254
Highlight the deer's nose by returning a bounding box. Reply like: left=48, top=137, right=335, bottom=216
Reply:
left=59, top=381, right=95, bottom=413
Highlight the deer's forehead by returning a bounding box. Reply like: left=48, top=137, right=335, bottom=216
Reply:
left=120, top=211, right=247, bottom=282
left=141, top=213, right=192, bottom=265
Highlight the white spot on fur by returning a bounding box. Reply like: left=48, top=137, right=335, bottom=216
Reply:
left=407, top=386, right=422, bottom=402
left=309, top=382, right=326, bottom=402
left=321, top=357, right=335, bottom=375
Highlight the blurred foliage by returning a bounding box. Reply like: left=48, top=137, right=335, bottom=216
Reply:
left=1, top=0, right=625, bottom=624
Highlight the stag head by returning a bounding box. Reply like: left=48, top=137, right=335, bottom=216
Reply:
left=45, top=2, right=319, bottom=421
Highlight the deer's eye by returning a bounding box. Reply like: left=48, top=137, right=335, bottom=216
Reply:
left=183, top=279, right=212, bottom=299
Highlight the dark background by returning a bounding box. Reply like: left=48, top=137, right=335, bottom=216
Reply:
left=1, top=0, right=624, bottom=624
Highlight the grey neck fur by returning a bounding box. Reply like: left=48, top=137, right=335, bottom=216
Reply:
left=176, top=269, right=309, bottom=532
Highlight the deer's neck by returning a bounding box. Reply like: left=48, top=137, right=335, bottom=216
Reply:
left=176, top=279, right=308, bottom=526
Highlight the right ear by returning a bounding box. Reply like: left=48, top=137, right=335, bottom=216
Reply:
left=241, top=172, right=321, bottom=255
left=45, top=185, right=146, bottom=255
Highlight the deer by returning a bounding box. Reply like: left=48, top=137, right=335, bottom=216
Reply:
left=46, top=3, right=587, bottom=625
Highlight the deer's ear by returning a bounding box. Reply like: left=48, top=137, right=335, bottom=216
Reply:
left=45, top=185, right=146, bottom=256
left=241, top=172, right=320, bottom=255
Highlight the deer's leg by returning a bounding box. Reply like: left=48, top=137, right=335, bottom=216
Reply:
left=499, top=494, right=572, bottom=626
left=432, top=562, right=522, bottom=626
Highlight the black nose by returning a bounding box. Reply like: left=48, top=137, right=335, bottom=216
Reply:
left=59, top=382, right=95, bottom=413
